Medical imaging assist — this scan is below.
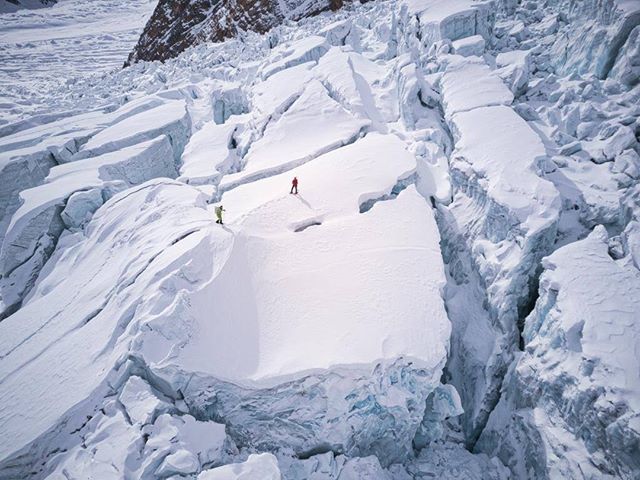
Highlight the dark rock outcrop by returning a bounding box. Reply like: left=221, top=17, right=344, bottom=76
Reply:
left=0, top=0, right=56, bottom=13
left=126, top=0, right=352, bottom=65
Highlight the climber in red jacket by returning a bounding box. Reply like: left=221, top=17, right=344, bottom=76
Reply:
left=290, top=176, right=299, bottom=194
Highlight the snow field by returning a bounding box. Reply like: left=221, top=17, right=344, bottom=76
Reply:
left=0, top=0, right=156, bottom=122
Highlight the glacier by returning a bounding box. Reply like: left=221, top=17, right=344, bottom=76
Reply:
left=0, top=0, right=639, bottom=478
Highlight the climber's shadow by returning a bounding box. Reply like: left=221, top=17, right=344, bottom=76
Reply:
left=294, top=194, right=311, bottom=208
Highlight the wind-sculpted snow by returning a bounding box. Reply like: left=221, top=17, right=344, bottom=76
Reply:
left=315, top=48, right=396, bottom=128
left=220, top=79, right=370, bottom=192
left=477, top=226, right=640, bottom=478
left=259, top=35, right=330, bottom=80
left=439, top=57, right=514, bottom=118
left=178, top=121, right=240, bottom=186
left=0, top=137, right=177, bottom=318
left=0, top=180, right=213, bottom=476
left=73, top=100, right=191, bottom=163
left=250, top=62, right=315, bottom=116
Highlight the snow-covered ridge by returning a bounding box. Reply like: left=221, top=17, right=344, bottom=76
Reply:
left=0, top=0, right=639, bottom=478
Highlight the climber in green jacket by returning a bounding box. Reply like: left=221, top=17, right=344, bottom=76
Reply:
left=215, top=205, right=225, bottom=224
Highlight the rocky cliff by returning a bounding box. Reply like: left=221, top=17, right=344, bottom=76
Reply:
left=126, top=0, right=354, bottom=64
left=0, top=0, right=56, bottom=14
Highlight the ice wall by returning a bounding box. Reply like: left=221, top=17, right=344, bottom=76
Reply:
left=432, top=52, right=560, bottom=445
left=535, top=0, right=640, bottom=81
left=477, top=226, right=640, bottom=478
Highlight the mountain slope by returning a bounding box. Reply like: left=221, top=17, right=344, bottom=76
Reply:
left=127, top=0, right=358, bottom=64
left=0, top=0, right=55, bottom=14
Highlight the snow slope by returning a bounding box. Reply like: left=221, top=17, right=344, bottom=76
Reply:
left=0, top=180, right=212, bottom=471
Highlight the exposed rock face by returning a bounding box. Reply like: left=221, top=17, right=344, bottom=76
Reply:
left=0, top=0, right=56, bottom=14
left=127, top=0, right=355, bottom=65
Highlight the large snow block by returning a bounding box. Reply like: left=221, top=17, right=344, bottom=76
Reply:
left=118, top=376, right=171, bottom=426
left=451, top=34, right=485, bottom=57
left=0, top=181, right=214, bottom=475
left=439, top=57, right=514, bottom=118
left=477, top=227, right=640, bottom=479
left=60, top=188, right=104, bottom=230
left=259, top=36, right=330, bottom=80
left=73, top=100, right=191, bottom=163
left=220, top=80, right=369, bottom=192
left=221, top=132, right=418, bottom=228
left=0, top=175, right=453, bottom=474
left=401, top=0, right=496, bottom=46
left=495, top=50, right=533, bottom=97
left=314, top=48, right=377, bottom=122
left=133, top=181, right=452, bottom=465
left=250, top=62, right=314, bottom=117
left=448, top=104, right=559, bottom=234
left=0, top=136, right=176, bottom=318
left=314, top=48, right=394, bottom=126
left=178, top=122, right=239, bottom=186
left=134, top=135, right=453, bottom=465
